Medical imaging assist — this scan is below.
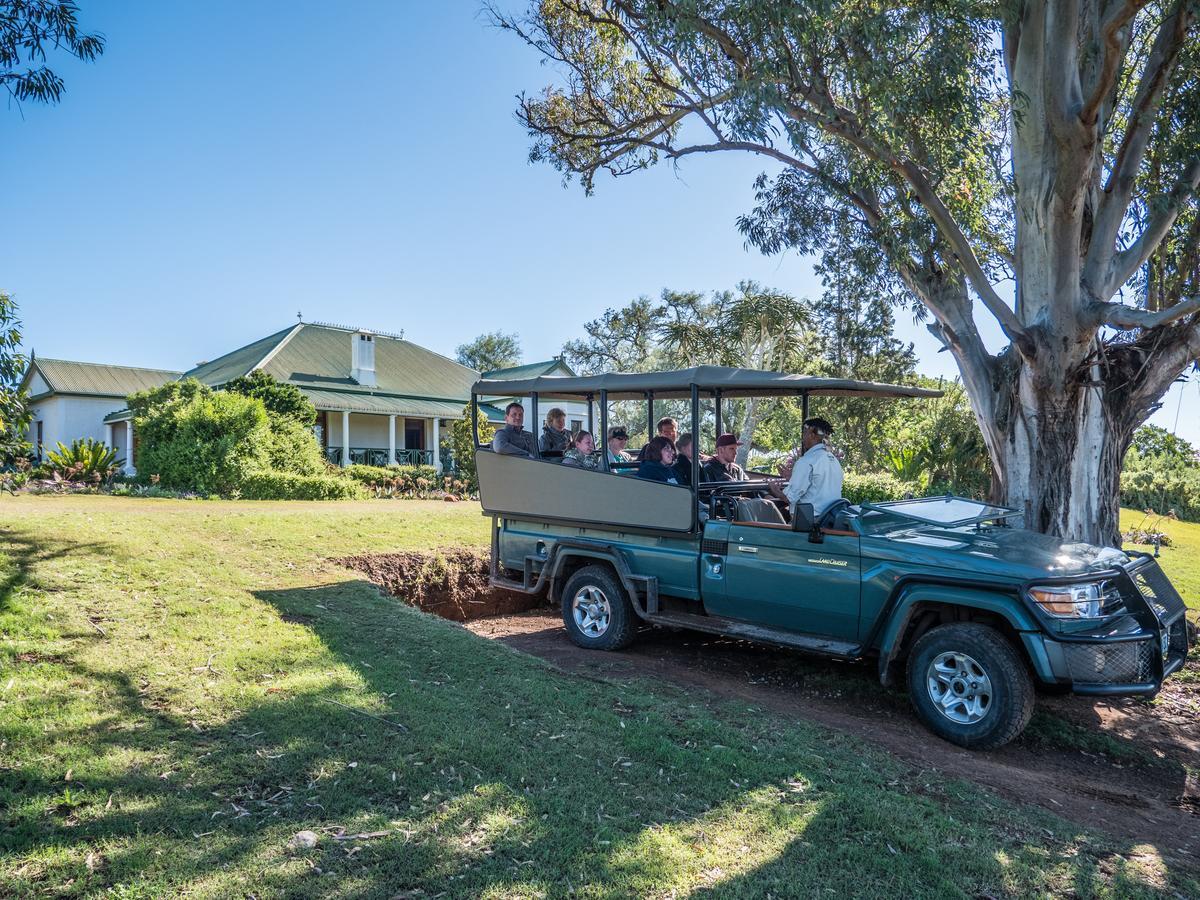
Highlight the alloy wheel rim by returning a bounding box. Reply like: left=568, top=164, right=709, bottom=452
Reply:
left=572, top=585, right=611, bottom=637
left=926, top=651, right=993, bottom=725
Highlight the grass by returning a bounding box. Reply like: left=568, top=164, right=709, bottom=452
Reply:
left=1, top=495, right=1196, bottom=898
left=1121, top=508, right=1200, bottom=612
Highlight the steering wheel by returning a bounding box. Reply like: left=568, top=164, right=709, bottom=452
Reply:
left=818, top=498, right=853, bottom=529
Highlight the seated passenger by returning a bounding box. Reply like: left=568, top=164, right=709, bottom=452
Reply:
left=606, top=426, right=633, bottom=468
left=672, top=432, right=695, bottom=485
left=539, top=407, right=570, bottom=455
left=562, top=430, right=600, bottom=469
left=491, top=402, right=539, bottom=458
left=636, top=436, right=679, bottom=484
left=701, top=433, right=748, bottom=482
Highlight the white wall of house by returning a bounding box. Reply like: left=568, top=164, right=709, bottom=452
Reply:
left=27, top=395, right=124, bottom=456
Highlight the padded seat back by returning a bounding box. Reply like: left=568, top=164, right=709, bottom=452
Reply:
left=735, top=498, right=786, bottom=524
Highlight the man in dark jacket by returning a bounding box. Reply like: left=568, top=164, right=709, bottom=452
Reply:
left=701, top=433, right=747, bottom=482
left=491, top=402, right=539, bottom=458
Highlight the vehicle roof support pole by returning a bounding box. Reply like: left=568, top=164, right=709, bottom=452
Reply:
left=646, top=391, right=654, bottom=443
left=714, top=389, right=723, bottom=445
left=586, top=393, right=594, bottom=434
left=599, top=390, right=609, bottom=472
left=802, top=391, right=810, bottom=423
left=530, top=392, right=539, bottom=443
left=690, top=384, right=700, bottom=516
left=471, top=393, right=479, bottom=447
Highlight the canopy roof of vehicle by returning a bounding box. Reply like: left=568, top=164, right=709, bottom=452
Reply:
left=472, top=365, right=943, bottom=401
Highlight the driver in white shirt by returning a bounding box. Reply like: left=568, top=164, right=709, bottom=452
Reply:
left=769, top=417, right=844, bottom=517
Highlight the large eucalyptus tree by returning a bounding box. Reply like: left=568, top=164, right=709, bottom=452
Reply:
left=493, top=0, right=1200, bottom=544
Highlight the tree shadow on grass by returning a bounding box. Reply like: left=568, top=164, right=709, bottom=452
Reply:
left=0, top=526, right=115, bottom=613
left=6, top=575, right=1196, bottom=897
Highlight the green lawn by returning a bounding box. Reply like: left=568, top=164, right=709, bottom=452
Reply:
left=1121, top=508, right=1200, bottom=610
left=1, top=496, right=1195, bottom=898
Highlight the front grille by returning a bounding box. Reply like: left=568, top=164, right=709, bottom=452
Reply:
left=1129, top=561, right=1187, bottom=620
left=1064, top=639, right=1154, bottom=685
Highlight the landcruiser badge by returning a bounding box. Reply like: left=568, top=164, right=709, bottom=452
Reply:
left=807, top=557, right=848, bottom=567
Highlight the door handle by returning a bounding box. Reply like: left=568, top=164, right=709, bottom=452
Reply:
left=737, top=546, right=758, bottom=553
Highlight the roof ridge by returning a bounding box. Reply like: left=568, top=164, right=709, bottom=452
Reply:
left=185, top=324, right=296, bottom=380
left=33, top=357, right=183, bottom=374
left=251, top=322, right=304, bottom=373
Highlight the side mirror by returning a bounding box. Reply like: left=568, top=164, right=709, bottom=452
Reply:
left=791, top=502, right=824, bottom=543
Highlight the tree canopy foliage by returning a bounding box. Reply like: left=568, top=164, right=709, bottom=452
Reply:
left=0, top=292, right=31, bottom=460
left=1, top=0, right=104, bottom=108
left=496, top=0, right=1200, bottom=542
left=456, top=331, right=523, bottom=373
left=222, top=370, right=317, bottom=426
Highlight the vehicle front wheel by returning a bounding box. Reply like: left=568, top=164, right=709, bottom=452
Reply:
left=906, top=623, right=1034, bottom=751
left=560, top=565, right=638, bottom=651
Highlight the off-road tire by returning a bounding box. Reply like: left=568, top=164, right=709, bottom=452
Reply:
left=561, top=565, right=638, bottom=651
left=906, top=622, right=1034, bottom=751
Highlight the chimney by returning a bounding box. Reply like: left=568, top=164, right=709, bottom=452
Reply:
left=351, top=330, right=376, bottom=386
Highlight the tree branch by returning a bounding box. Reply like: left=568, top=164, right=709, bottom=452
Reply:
left=1104, top=155, right=1200, bottom=294
left=1098, top=294, right=1200, bottom=329
left=1080, top=0, right=1151, bottom=126
left=1088, top=0, right=1193, bottom=284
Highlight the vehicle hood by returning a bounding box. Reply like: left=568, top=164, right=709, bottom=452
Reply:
left=864, top=524, right=1130, bottom=581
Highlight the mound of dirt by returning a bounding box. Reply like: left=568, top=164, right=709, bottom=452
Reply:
left=335, top=549, right=546, bottom=622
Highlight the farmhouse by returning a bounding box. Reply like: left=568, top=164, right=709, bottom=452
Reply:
left=20, top=321, right=580, bottom=474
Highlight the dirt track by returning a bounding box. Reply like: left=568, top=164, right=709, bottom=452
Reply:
left=466, top=609, right=1200, bottom=861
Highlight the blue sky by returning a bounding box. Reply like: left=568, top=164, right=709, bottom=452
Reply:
left=4, top=1, right=1196, bottom=442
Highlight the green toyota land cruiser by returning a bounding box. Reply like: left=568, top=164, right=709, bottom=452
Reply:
left=470, top=367, right=1192, bottom=750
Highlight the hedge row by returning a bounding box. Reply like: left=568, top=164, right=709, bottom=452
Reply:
left=238, top=471, right=366, bottom=501
left=1120, top=468, right=1200, bottom=521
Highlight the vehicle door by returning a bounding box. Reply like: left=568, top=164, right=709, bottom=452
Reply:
left=716, top=520, right=861, bottom=639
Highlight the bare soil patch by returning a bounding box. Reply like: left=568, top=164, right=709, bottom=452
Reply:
left=468, top=609, right=1200, bottom=860
left=335, top=550, right=545, bottom=622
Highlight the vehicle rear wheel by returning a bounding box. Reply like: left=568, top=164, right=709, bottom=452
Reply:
left=561, top=565, right=637, bottom=651
left=906, top=623, right=1034, bottom=751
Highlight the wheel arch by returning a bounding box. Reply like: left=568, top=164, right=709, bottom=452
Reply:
left=876, top=583, right=1039, bottom=688
left=547, top=546, right=644, bottom=616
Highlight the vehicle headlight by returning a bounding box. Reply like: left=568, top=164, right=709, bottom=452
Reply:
left=1028, top=581, right=1122, bottom=619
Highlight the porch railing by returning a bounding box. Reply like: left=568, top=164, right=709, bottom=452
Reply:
left=324, top=447, right=434, bottom=467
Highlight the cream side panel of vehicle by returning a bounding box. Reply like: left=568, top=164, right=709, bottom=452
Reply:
left=476, top=450, right=694, bottom=532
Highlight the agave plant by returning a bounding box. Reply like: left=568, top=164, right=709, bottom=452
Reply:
left=42, top=439, right=123, bottom=484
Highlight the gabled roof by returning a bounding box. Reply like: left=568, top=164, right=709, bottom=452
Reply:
left=184, top=322, right=480, bottom=404
left=22, top=357, right=181, bottom=399
left=483, top=358, right=575, bottom=380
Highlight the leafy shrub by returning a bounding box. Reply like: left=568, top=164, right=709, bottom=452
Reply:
left=222, top=370, right=317, bottom=426
left=132, top=383, right=272, bottom=494
left=238, top=471, right=365, bottom=500
left=1120, top=468, right=1200, bottom=522
left=264, top=416, right=326, bottom=476
left=449, top=404, right=496, bottom=488
left=841, top=471, right=921, bottom=505
left=43, top=438, right=122, bottom=483
left=340, top=464, right=472, bottom=498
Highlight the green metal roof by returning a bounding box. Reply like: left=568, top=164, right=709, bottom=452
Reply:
left=24, top=358, right=181, bottom=398
left=482, top=358, right=575, bottom=380
left=184, top=323, right=480, bottom=406
left=104, top=409, right=131, bottom=423
left=301, top=388, right=466, bottom=418
left=184, top=325, right=298, bottom=386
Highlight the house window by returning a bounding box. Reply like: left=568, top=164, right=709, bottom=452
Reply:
left=570, top=419, right=583, bottom=433
left=404, top=420, right=424, bottom=449
left=36, top=421, right=43, bottom=459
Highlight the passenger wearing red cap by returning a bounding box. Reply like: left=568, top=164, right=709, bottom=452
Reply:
left=701, top=433, right=747, bottom=482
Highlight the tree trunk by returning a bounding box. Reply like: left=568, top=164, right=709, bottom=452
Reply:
left=985, top=357, right=1132, bottom=545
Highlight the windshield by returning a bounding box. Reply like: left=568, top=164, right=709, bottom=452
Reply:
left=860, top=496, right=1018, bottom=529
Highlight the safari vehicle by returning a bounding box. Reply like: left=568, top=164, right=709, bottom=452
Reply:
left=469, top=367, right=1192, bottom=750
